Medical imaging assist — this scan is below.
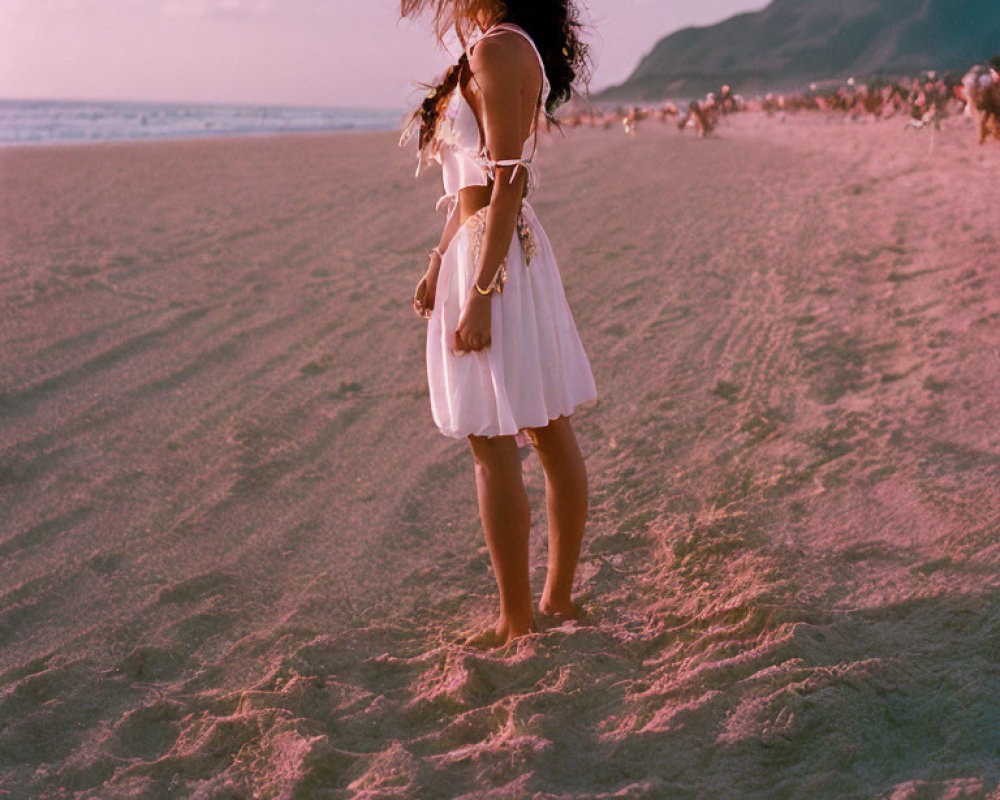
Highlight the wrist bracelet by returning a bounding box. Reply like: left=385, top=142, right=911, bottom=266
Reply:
left=473, top=262, right=507, bottom=297
left=429, top=247, right=443, bottom=260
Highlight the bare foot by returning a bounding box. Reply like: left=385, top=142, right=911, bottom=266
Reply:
left=461, top=626, right=507, bottom=650
left=537, top=598, right=590, bottom=624
left=460, top=617, right=538, bottom=650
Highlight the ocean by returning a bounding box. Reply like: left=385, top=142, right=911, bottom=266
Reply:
left=0, top=99, right=404, bottom=146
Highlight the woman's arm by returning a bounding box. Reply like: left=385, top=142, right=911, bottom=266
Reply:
left=437, top=200, right=463, bottom=255
left=453, top=33, right=533, bottom=352
left=413, top=200, right=462, bottom=318
left=468, top=35, right=531, bottom=294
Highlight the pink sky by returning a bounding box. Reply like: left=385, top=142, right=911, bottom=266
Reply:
left=1, top=0, right=767, bottom=108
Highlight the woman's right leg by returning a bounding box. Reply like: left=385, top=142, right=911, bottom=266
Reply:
left=465, top=433, right=537, bottom=648
left=527, top=415, right=589, bottom=619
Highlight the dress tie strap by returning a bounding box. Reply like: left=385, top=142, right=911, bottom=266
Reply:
left=436, top=192, right=457, bottom=214
left=489, top=157, right=531, bottom=175
left=481, top=156, right=539, bottom=195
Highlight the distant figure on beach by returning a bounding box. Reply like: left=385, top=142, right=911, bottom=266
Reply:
left=622, top=109, right=635, bottom=136
left=678, top=99, right=713, bottom=138
left=959, top=64, right=1000, bottom=143
left=718, top=84, right=735, bottom=115
left=973, top=64, right=1000, bottom=143
left=960, top=67, right=984, bottom=120
left=401, top=0, right=597, bottom=649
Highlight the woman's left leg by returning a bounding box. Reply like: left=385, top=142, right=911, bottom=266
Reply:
left=464, top=433, right=538, bottom=648
left=526, top=415, right=589, bottom=620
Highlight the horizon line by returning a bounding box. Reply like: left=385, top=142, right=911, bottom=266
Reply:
left=0, top=95, right=408, bottom=112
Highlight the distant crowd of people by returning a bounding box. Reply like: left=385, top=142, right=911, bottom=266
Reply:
left=562, top=59, right=1000, bottom=145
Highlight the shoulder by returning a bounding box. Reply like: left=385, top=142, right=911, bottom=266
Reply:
left=469, top=29, right=533, bottom=77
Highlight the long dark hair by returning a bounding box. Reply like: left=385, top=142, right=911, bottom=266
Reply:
left=500, top=1, right=589, bottom=116
left=400, top=0, right=590, bottom=164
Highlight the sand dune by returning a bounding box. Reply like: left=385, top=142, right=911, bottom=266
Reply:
left=1, top=114, right=999, bottom=799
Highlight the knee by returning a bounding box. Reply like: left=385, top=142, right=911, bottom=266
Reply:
left=530, top=421, right=588, bottom=484
left=469, top=435, right=519, bottom=474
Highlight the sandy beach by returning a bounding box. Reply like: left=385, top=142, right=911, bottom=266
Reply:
left=2, top=113, right=999, bottom=799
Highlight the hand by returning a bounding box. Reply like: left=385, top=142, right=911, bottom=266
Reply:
left=412, top=262, right=440, bottom=319
left=454, top=292, right=492, bottom=353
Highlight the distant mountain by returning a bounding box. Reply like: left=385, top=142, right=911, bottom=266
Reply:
left=599, top=0, right=1000, bottom=101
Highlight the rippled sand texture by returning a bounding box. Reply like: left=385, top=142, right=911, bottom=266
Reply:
left=2, top=116, right=999, bottom=799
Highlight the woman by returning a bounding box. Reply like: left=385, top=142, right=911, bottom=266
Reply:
left=401, top=0, right=598, bottom=649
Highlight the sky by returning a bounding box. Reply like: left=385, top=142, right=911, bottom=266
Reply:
left=0, top=0, right=768, bottom=108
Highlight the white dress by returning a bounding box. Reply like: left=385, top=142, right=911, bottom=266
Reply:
left=422, top=23, right=597, bottom=439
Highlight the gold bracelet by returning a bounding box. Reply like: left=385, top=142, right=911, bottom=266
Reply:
left=474, top=263, right=508, bottom=297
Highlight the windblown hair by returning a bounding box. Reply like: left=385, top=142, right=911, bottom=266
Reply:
left=400, top=0, right=590, bottom=164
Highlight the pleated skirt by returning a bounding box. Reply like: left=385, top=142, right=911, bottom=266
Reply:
left=426, top=201, right=598, bottom=439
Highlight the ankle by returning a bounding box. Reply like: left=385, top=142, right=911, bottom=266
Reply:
left=500, top=610, right=537, bottom=634
left=540, top=581, right=570, bottom=601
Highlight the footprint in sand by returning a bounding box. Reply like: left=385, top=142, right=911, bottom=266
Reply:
left=119, top=644, right=190, bottom=682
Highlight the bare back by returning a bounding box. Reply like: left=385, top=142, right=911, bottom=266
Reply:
left=455, top=26, right=545, bottom=225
